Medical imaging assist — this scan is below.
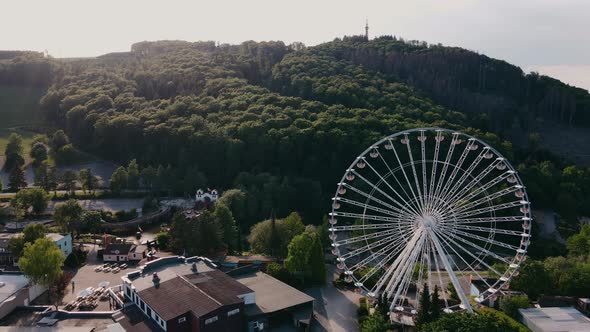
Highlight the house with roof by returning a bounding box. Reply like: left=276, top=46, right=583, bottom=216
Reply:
left=116, top=256, right=313, bottom=331
left=103, top=243, right=146, bottom=262
left=0, top=233, right=72, bottom=267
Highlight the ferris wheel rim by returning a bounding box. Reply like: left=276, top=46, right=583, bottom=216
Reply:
left=329, top=127, right=532, bottom=316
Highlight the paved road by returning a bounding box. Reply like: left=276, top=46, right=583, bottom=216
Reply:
left=308, top=264, right=363, bottom=332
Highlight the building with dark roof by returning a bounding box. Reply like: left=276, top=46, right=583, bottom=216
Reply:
left=121, top=257, right=254, bottom=332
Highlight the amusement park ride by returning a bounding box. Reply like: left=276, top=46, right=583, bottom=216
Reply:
left=329, top=128, right=531, bottom=324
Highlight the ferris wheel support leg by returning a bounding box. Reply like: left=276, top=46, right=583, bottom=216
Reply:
left=426, top=227, right=474, bottom=314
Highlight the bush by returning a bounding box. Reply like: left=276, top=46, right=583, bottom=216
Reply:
left=155, top=232, right=170, bottom=250
left=114, top=209, right=138, bottom=222
left=500, top=295, right=530, bottom=319
left=64, top=247, right=88, bottom=268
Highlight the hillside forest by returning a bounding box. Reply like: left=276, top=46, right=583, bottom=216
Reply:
left=1, top=37, right=590, bottom=255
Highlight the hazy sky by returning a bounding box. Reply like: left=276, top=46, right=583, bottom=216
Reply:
left=3, top=0, right=589, bottom=90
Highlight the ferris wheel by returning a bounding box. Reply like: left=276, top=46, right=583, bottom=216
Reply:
left=329, top=128, right=531, bottom=317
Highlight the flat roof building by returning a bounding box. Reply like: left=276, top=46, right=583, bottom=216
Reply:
left=519, top=307, right=590, bottom=332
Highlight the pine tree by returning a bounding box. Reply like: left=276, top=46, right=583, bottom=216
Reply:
left=309, top=234, right=326, bottom=284
left=431, top=285, right=441, bottom=321
left=416, top=283, right=431, bottom=326
left=8, top=165, right=27, bottom=192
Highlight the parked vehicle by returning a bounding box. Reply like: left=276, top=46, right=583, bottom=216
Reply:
left=94, top=266, right=103, bottom=272
left=103, top=267, right=111, bottom=273
left=112, top=267, right=121, bottom=273
left=120, top=264, right=128, bottom=269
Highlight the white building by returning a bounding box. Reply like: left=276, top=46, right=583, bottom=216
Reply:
left=195, top=189, right=219, bottom=203
left=0, top=274, right=45, bottom=319
left=519, top=307, right=590, bottom=332
left=46, top=233, right=72, bottom=257
left=103, top=244, right=146, bottom=262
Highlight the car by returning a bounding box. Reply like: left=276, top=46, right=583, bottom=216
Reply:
left=112, top=267, right=121, bottom=273
left=111, top=263, right=119, bottom=268
left=103, top=267, right=111, bottom=273
left=120, top=264, right=128, bottom=269
left=103, top=263, right=111, bottom=268
left=94, top=266, right=103, bottom=272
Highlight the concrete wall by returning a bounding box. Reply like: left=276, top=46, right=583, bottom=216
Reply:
left=0, top=287, right=28, bottom=319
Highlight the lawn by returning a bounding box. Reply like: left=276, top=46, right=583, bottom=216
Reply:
left=0, top=85, right=46, bottom=129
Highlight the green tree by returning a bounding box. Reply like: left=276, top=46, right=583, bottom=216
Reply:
left=48, top=130, right=69, bottom=152
left=30, top=142, right=48, bottom=165
left=360, top=311, right=391, bottom=332
left=127, top=159, right=140, bottom=190
left=431, top=285, right=441, bottom=321
left=566, top=224, right=590, bottom=257
left=141, top=165, right=157, bottom=191
left=309, top=233, right=326, bottom=284
left=61, top=170, right=77, bottom=195
left=109, top=166, right=128, bottom=194
left=417, top=283, right=431, bottom=326
left=214, top=203, right=238, bottom=253
left=155, top=232, right=170, bottom=250
left=4, top=133, right=25, bottom=171
left=12, top=188, right=50, bottom=216
left=510, top=260, right=551, bottom=299
left=8, top=165, right=27, bottom=192
left=79, top=168, right=98, bottom=194
left=284, top=232, right=314, bottom=279
left=53, top=199, right=83, bottom=236
left=80, top=210, right=103, bottom=236
left=499, top=295, right=530, bottom=319
left=7, top=223, right=47, bottom=259
left=247, top=213, right=306, bottom=258
left=19, top=237, right=64, bottom=287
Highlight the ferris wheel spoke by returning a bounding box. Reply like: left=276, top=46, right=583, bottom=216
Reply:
left=340, top=234, right=404, bottom=260
left=432, top=228, right=505, bottom=276
left=437, top=226, right=519, bottom=251
left=375, top=228, right=425, bottom=295
left=357, top=244, right=405, bottom=284
left=389, top=143, right=424, bottom=213
left=452, top=185, right=521, bottom=214
left=437, top=147, right=487, bottom=207
left=452, top=200, right=528, bottom=219
left=341, top=180, right=419, bottom=218
left=414, top=233, right=429, bottom=308
left=334, top=196, right=410, bottom=220
left=433, top=226, right=512, bottom=266
left=426, top=228, right=474, bottom=313
left=352, top=169, right=421, bottom=217
left=448, top=224, right=526, bottom=237
left=419, top=130, right=429, bottom=213
left=432, top=132, right=459, bottom=206
left=431, top=228, right=496, bottom=291
left=376, top=145, right=423, bottom=216
left=453, top=216, right=525, bottom=225
left=444, top=161, right=506, bottom=208
left=403, top=134, right=427, bottom=211
left=347, top=237, right=407, bottom=272
left=430, top=139, right=474, bottom=213
left=333, top=228, right=401, bottom=247
left=330, top=223, right=399, bottom=232
left=329, top=211, right=413, bottom=224
left=426, top=130, right=443, bottom=214
left=389, top=235, right=427, bottom=308
left=428, top=239, right=449, bottom=308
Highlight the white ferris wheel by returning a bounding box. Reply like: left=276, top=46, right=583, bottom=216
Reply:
left=329, top=128, right=531, bottom=318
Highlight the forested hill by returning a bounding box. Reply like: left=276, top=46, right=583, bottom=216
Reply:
left=2, top=37, right=590, bottom=231
left=295, top=36, right=590, bottom=130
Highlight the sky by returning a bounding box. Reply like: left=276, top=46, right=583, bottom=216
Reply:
left=3, top=0, right=589, bottom=90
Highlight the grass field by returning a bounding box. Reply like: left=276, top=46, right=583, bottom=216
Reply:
left=0, top=85, right=46, bottom=129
